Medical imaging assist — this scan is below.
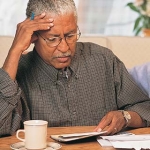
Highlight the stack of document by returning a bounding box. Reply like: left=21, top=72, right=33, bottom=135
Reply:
left=97, top=133, right=150, bottom=150
left=51, top=131, right=107, bottom=142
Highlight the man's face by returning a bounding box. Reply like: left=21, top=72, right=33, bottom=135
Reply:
left=35, top=13, right=78, bottom=69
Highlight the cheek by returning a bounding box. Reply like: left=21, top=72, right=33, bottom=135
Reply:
left=39, top=49, right=57, bottom=65
left=71, top=49, right=75, bottom=57
left=69, top=44, right=76, bottom=56
left=35, top=45, right=56, bottom=60
left=44, top=49, right=57, bottom=61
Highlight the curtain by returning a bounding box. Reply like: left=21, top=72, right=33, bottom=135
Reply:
left=77, top=0, right=137, bottom=36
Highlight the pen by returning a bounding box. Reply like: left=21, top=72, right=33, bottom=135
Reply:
left=30, top=12, right=34, bottom=20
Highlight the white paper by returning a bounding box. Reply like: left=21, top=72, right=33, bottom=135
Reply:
left=101, top=134, right=150, bottom=141
left=60, top=131, right=107, bottom=138
left=97, top=133, right=150, bottom=150
left=97, top=132, right=134, bottom=146
left=111, top=140, right=150, bottom=150
left=97, top=138, right=113, bottom=146
left=51, top=131, right=107, bottom=142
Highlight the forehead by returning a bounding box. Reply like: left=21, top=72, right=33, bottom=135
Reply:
left=43, top=13, right=77, bottom=34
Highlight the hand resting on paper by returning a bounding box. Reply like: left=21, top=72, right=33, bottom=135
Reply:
left=94, top=110, right=147, bottom=135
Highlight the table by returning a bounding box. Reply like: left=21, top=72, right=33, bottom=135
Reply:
left=1, top=126, right=150, bottom=150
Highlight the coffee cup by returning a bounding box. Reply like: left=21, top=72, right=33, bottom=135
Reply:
left=16, top=120, right=48, bottom=149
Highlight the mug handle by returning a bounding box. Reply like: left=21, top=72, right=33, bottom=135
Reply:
left=16, top=129, right=25, bottom=142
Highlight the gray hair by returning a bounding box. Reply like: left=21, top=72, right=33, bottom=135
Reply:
left=26, top=0, right=77, bottom=21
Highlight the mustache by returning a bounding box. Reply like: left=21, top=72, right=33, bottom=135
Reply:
left=54, top=51, right=71, bottom=58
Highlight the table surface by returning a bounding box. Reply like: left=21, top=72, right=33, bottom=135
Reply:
left=1, top=126, right=150, bottom=150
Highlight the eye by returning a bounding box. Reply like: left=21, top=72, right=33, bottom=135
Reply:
left=67, top=34, right=76, bottom=39
left=47, top=37, right=58, bottom=42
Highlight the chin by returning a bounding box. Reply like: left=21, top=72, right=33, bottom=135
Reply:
left=48, top=57, right=72, bottom=69
left=54, top=62, right=70, bottom=69
left=55, top=59, right=71, bottom=69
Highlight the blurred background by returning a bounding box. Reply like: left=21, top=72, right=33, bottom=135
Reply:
left=0, top=0, right=138, bottom=36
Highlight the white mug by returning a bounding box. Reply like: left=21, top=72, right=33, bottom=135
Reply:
left=16, top=120, right=48, bottom=149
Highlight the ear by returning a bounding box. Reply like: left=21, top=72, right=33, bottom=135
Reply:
left=31, top=32, right=38, bottom=43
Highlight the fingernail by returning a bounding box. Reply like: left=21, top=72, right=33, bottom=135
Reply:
left=97, top=128, right=102, bottom=132
left=50, top=23, right=54, bottom=26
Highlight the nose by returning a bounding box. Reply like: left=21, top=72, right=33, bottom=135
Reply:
left=57, top=38, right=69, bottom=53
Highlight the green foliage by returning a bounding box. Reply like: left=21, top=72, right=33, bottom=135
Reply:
left=127, top=0, right=150, bottom=35
left=127, top=3, right=140, bottom=13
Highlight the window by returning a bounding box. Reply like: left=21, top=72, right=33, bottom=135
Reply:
left=0, top=0, right=137, bottom=36
left=77, top=0, right=137, bottom=36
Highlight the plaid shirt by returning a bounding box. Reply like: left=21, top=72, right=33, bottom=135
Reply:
left=0, top=42, right=150, bottom=136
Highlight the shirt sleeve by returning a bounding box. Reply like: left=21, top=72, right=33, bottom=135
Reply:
left=128, top=62, right=150, bottom=97
left=113, top=57, right=150, bottom=126
left=0, top=69, right=23, bottom=136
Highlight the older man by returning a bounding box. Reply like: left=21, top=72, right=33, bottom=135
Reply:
left=0, top=0, right=150, bottom=137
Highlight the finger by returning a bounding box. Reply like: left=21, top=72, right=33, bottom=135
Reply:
left=27, top=18, right=54, bottom=32
left=94, top=116, right=112, bottom=132
left=34, top=13, right=54, bottom=24
left=27, top=12, right=46, bottom=21
left=103, top=115, right=124, bottom=135
left=33, top=12, right=47, bottom=20
left=104, top=125, right=118, bottom=135
left=19, top=12, right=46, bottom=25
left=23, top=19, right=54, bottom=32
left=104, top=127, right=118, bottom=135
left=111, top=127, right=118, bottom=135
left=27, top=12, right=54, bottom=23
left=25, top=23, right=52, bottom=33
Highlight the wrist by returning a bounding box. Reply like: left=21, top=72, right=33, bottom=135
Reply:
left=118, top=110, right=131, bottom=128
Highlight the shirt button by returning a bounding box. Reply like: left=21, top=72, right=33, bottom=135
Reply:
left=59, top=71, right=63, bottom=75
